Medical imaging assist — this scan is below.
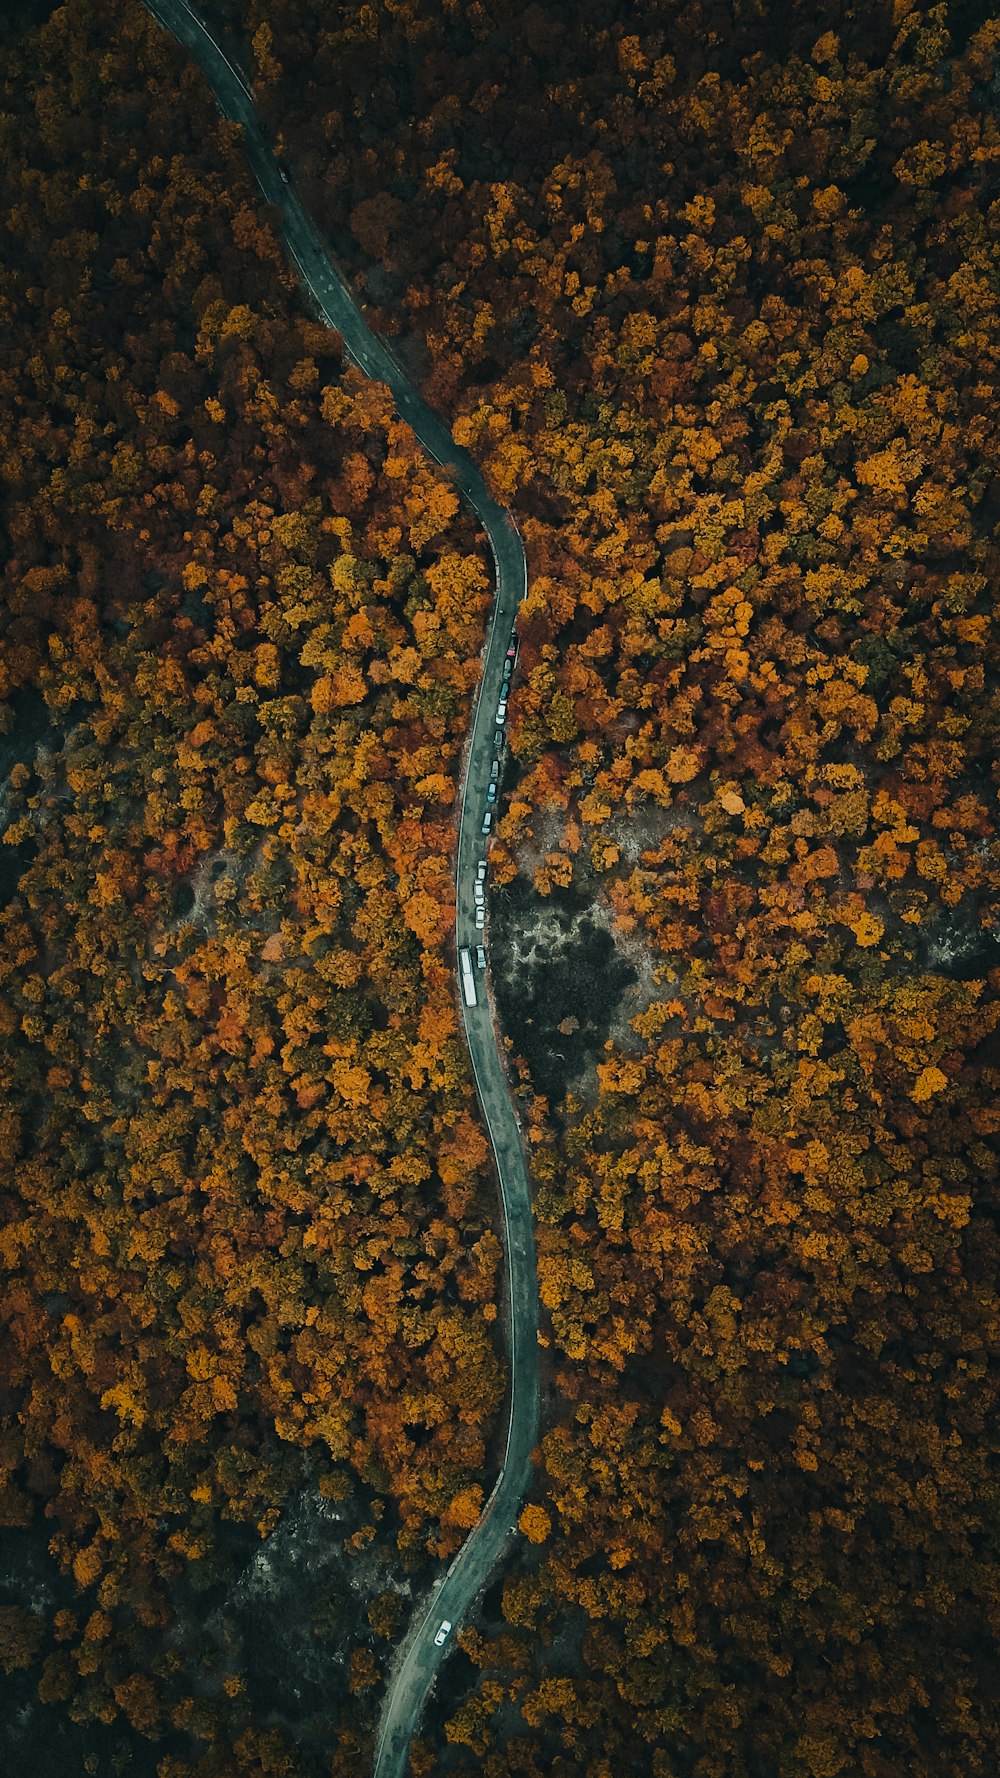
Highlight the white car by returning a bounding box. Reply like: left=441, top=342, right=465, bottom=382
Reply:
left=475, top=908, right=485, bottom=928
left=434, top=1619, right=452, bottom=1647
left=496, top=700, right=507, bottom=723
left=474, top=885, right=484, bottom=905
left=477, top=860, right=487, bottom=882
left=486, top=783, right=497, bottom=804
left=481, top=810, right=492, bottom=835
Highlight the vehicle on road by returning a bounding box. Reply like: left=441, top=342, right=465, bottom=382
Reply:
left=476, top=945, right=487, bottom=970
left=277, top=159, right=290, bottom=183
left=490, top=760, right=500, bottom=782
left=486, top=783, right=496, bottom=804
left=496, top=700, right=507, bottom=723
left=475, top=908, right=485, bottom=928
left=502, top=658, right=513, bottom=683
left=474, top=885, right=484, bottom=905
left=477, top=860, right=487, bottom=882
left=434, top=1621, right=452, bottom=1648
left=459, top=949, right=476, bottom=1008
left=481, top=810, right=493, bottom=835
left=506, top=639, right=517, bottom=660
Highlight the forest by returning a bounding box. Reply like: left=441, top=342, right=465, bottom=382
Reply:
left=1, top=1, right=998, bottom=1777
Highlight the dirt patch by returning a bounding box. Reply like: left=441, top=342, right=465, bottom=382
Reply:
left=192, top=1484, right=419, bottom=1754
left=918, top=899, right=1000, bottom=982
left=489, top=874, right=637, bottom=1107
left=586, top=893, right=662, bottom=1057
left=487, top=797, right=682, bottom=1103
left=604, top=799, right=683, bottom=868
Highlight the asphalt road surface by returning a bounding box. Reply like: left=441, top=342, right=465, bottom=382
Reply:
left=142, top=6, right=540, bottom=1773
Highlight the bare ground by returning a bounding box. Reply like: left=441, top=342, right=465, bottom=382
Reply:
left=488, top=802, right=672, bottom=1109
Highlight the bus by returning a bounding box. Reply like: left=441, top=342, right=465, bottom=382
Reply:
left=459, top=947, right=477, bottom=1008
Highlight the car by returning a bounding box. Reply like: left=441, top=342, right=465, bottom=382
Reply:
left=477, top=860, right=487, bottom=882
left=502, top=658, right=513, bottom=683
left=496, top=701, right=507, bottom=723
left=277, top=160, right=290, bottom=184
left=474, top=885, right=484, bottom=905
left=481, top=810, right=492, bottom=835
left=490, top=761, right=500, bottom=782
left=434, top=1619, right=452, bottom=1647
left=486, top=783, right=496, bottom=804
left=506, top=639, right=517, bottom=659
left=475, top=908, right=485, bottom=928
left=476, top=945, right=487, bottom=970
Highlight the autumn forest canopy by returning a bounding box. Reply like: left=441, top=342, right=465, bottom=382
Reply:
left=1, top=1, right=999, bottom=1776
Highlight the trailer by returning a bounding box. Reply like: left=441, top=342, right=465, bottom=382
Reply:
left=459, top=947, right=477, bottom=1008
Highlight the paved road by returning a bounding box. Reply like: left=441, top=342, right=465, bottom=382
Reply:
left=141, top=5, right=540, bottom=1774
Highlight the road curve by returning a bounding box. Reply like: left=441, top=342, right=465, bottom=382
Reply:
left=140, top=4, right=540, bottom=1773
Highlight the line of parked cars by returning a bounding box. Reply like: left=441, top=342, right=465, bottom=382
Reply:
left=481, top=634, right=517, bottom=838
left=475, top=632, right=517, bottom=945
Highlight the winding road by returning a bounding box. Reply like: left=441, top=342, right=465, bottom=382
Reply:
left=141, top=5, right=540, bottom=1773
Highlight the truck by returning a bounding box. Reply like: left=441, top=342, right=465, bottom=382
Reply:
left=459, top=948, right=477, bottom=1008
